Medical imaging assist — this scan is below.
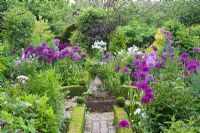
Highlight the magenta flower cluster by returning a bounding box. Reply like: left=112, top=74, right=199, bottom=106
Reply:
left=118, top=119, right=130, bottom=128
left=15, top=40, right=87, bottom=64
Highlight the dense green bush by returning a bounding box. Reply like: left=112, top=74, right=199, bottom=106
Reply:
left=77, top=96, right=85, bottom=105
left=3, top=6, right=36, bottom=49
left=116, top=97, right=125, bottom=107
left=0, top=94, right=58, bottom=133
left=61, top=85, right=87, bottom=97
left=28, top=69, right=63, bottom=115
left=110, top=19, right=154, bottom=51
left=31, top=19, right=54, bottom=45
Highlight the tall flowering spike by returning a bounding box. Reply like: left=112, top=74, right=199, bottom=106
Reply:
left=118, top=119, right=130, bottom=128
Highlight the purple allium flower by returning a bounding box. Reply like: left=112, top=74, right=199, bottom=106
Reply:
left=133, top=54, right=140, bottom=60
left=131, top=81, right=137, bottom=86
left=145, top=74, right=154, bottom=81
left=41, top=42, right=47, bottom=47
left=137, top=80, right=149, bottom=91
left=193, top=47, right=200, bottom=53
left=72, top=54, right=80, bottom=61
left=155, top=61, right=165, bottom=68
left=181, top=52, right=189, bottom=60
left=134, top=61, right=140, bottom=67
left=146, top=57, right=155, bottom=67
left=38, top=54, right=45, bottom=59
left=168, top=46, right=174, bottom=51
left=182, top=70, right=189, bottom=77
left=151, top=45, right=158, bottom=51
left=81, top=54, right=87, bottom=58
left=54, top=39, right=60, bottom=46
left=72, top=46, right=80, bottom=52
left=118, top=119, right=130, bottom=128
left=132, top=71, right=139, bottom=78
left=141, top=66, right=150, bottom=73
left=126, top=63, right=131, bottom=68
left=0, top=122, right=8, bottom=127
left=141, top=95, right=151, bottom=104
left=170, top=53, right=175, bottom=59
left=149, top=52, right=157, bottom=60
left=45, top=57, right=52, bottom=63
left=123, top=68, right=129, bottom=73
left=115, top=66, right=122, bottom=71
left=36, top=46, right=43, bottom=51
left=185, top=59, right=199, bottom=72
left=161, top=52, right=168, bottom=60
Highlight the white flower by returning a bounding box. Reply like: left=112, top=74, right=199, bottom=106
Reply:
left=17, top=75, right=29, bottom=81
left=134, top=108, right=141, bottom=115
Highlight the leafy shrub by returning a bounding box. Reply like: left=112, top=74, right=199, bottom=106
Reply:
left=189, top=24, right=200, bottom=37
left=28, top=69, right=63, bottom=115
left=110, top=19, right=154, bottom=51
left=116, top=97, right=125, bottom=107
left=3, top=6, right=36, bottom=49
left=0, top=94, right=58, bottom=133
left=31, top=19, right=54, bottom=45
left=54, top=23, right=77, bottom=44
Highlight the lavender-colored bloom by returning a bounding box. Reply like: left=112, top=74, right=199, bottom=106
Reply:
left=155, top=61, right=165, bottom=68
left=123, top=68, right=129, bottom=73
left=181, top=52, right=189, bottom=60
left=41, top=42, right=47, bottom=47
left=141, top=66, right=150, bottom=73
left=185, top=59, right=199, bottom=72
left=134, top=61, right=140, bottom=67
left=126, top=63, right=131, bottom=68
left=38, top=54, right=45, bottom=59
left=133, top=54, right=140, bottom=60
left=45, top=57, right=52, bottom=63
left=182, top=70, right=189, bottom=77
left=141, top=95, right=151, bottom=104
left=193, top=47, right=200, bottom=53
left=118, top=119, right=130, bottom=128
left=151, top=45, right=158, bottom=51
left=115, top=66, right=122, bottom=70
left=149, top=52, right=157, bottom=60
left=170, top=53, right=175, bottom=59
left=36, top=46, right=43, bottom=51
left=146, top=57, right=155, bottom=67
left=137, top=80, right=149, bottom=91
left=145, top=74, right=154, bottom=81
left=132, top=71, right=139, bottom=78
left=54, top=39, right=60, bottom=46
left=72, top=46, right=80, bottom=52
left=161, top=52, right=167, bottom=60
left=0, top=122, right=8, bottom=127
left=72, top=54, right=80, bottom=61
left=81, top=54, right=87, bottom=58
left=168, top=45, right=174, bottom=51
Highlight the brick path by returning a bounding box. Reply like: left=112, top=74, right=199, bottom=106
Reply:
left=84, top=112, right=116, bottom=133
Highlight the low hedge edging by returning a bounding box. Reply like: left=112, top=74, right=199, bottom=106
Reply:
left=114, top=106, right=133, bottom=133
left=68, top=105, right=85, bottom=133
left=60, top=85, right=87, bottom=97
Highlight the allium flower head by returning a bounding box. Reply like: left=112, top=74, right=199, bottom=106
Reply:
left=123, top=68, right=129, bottom=73
left=54, top=39, right=60, bottom=46
left=151, top=45, right=158, bottom=51
left=81, top=54, right=87, bottom=59
left=118, top=119, right=130, bottom=128
left=161, top=52, right=167, bottom=60
left=133, top=53, right=140, bottom=60
left=146, top=57, right=155, bottom=67
left=181, top=52, right=189, bottom=60
left=149, top=52, right=157, bottom=60
left=115, top=66, right=122, bottom=70
left=193, top=47, right=200, bottom=53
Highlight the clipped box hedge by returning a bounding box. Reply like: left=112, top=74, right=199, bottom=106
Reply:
left=68, top=105, right=85, bottom=133
left=60, top=85, right=87, bottom=97
left=114, top=106, right=133, bottom=133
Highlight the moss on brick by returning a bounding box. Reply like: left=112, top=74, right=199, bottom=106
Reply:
left=68, top=105, right=85, bottom=133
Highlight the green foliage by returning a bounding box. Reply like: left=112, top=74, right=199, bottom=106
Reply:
left=3, top=6, right=36, bottom=49
left=114, top=106, right=133, bottom=133
left=55, top=23, right=77, bottom=44
left=28, top=69, right=63, bottom=115
left=68, top=105, right=85, bottom=133
left=31, top=19, right=54, bottom=45
left=164, top=117, right=200, bottom=133
left=109, top=28, right=128, bottom=52
left=0, top=94, right=58, bottom=133
left=77, top=96, right=85, bottom=105
left=163, top=19, right=185, bottom=37
left=189, top=24, right=200, bottom=37
left=61, top=85, right=87, bottom=97
left=116, top=97, right=125, bottom=107
left=110, top=19, right=154, bottom=50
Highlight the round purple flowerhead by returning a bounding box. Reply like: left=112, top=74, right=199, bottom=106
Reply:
left=133, top=53, right=140, bottom=60
left=149, top=52, right=157, bottom=60
left=0, top=122, right=8, bottom=127
left=161, top=52, right=167, bottom=60
left=193, top=47, right=200, bottom=53
left=151, top=45, right=158, bottom=51
left=123, top=68, right=129, bottom=73
left=181, top=52, right=189, bottom=60
left=54, top=39, right=60, bottom=46
left=45, top=57, right=52, bottom=63
left=81, top=54, right=87, bottom=59
left=115, top=66, right=122, bottom=71
left=118, top=119, right=130, bottom=128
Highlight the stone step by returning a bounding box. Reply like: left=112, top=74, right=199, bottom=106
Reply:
left=86, top=100, right=116, bottom=112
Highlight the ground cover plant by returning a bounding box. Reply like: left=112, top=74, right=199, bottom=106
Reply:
left=0, top=0, right=199, bottom=133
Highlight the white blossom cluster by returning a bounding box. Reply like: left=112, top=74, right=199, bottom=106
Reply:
left=17, top=75, right=29, bottom=84
left=92, top=40, right=107, bottom=51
